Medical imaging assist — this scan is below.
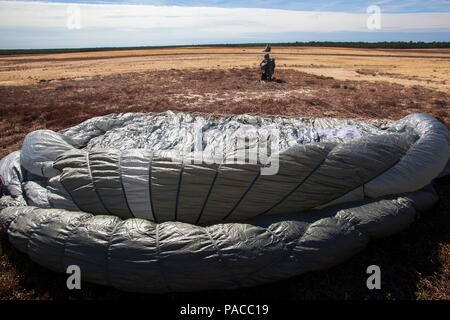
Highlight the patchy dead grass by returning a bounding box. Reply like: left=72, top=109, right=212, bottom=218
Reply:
left=1, top=68, right=448, bottom=160
left=1, top=46, right=449, bottom=92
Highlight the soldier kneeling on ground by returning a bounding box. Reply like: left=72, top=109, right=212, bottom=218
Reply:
left=260, top=53, right=275, bottom=81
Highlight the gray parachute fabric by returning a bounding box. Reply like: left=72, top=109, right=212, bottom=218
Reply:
left=0, top=111, right=449, bottom=293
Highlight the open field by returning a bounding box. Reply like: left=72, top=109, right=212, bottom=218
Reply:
left=0, top=46, right=449, bottom=300
left=1, top=46, right=450, bottom=92
left=1, top=67, right=449, bottom=160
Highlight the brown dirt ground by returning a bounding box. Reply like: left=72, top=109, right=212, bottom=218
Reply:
left=1, top=46, right=450, bottom=92
left=0, top=63, right=449, bottom=301
left=1, top=68, right=448, bottom=159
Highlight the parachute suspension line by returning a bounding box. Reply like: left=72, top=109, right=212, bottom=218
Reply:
left=222, top=172, right=261, bottom=221
left=12, top=166, right=29, bottom=206
left=148, top=156, right=158, bottom=223
left=86, top=152, right=112, bottom=215
left=195, top=169, right=219, bottom=225
left=155, top=224, right=172, bottom=292
left=258, top=157, right=327, bottom=216
left=118, top=152, right=135, bottom=218
left=315, top=151, right=406, bottom=209
left=58, top=177, right=82, bottom=212
left=174, top=163, right=184, bottom=221
left=362, top=183, right=366, bottom=199
left=46, top=187, right=55, bottom=208
left=104, top=220, right=121, bottom=286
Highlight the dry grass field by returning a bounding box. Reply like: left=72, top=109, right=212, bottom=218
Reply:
left=1, top=46, right=449, bottom=92
left=0, top=46, right=449, bottom=301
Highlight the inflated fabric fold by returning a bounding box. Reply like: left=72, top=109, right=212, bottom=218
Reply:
left=0, top=111, right=448, bottom=293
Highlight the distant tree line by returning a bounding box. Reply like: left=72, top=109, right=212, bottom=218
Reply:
left=0, top=46, right=185, bottom=56
left=1, top=41, right=449, bottom=55
left=301, top=41, right=450, bottom=49
left=215, top=41, right=450, bottom=49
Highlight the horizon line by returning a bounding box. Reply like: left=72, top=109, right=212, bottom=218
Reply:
left=1, top=41, right=450, bottom=52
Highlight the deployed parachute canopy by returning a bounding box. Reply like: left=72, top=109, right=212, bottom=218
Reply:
left=0, top=112, right=448, bottom=293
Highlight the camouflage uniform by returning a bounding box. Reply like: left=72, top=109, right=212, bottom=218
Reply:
left=260, top=54, right=275, bottom=81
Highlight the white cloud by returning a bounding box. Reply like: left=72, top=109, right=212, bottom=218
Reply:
left=0, top=1, right=449, bottom=35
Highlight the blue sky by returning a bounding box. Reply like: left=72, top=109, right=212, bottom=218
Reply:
left=1, top=0, right=449, bottom=49
left=10, top=0, right=450, bottom=13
